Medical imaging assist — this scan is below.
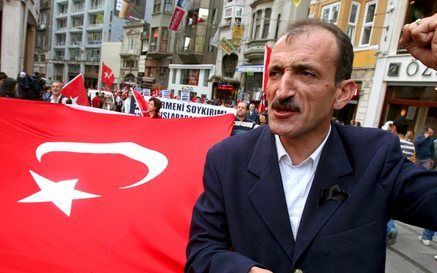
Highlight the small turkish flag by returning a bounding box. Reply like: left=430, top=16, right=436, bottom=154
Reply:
left=0, top=97, right=234, bottom=273
left=62, top=74, right=90, bottom=106
left=101, top=63, right=115, bottom=87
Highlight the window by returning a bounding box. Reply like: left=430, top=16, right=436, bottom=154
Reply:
left=90, top=0, right=103, bottom=9
left=359, top=1, right=376, bottom=46
left=346, top=2, right=360, bottom=43
left=262, top=8, right=271, bottom=39
left=321, top=2, right=340, bottom=24
left=159, top=67, right=167, bottom=78
left=172, top=69, right=176, bottom=84
left=180, top=69, right=200, bottom=85
left=203, top=69, right=210, bottom=87
left=88, top=31, right=102, bottom=45
left=57, top=18, right=67, bottom=29
left=58, top=3, right=68, bottom=15
left=69, top=48, right=81, bottom=60
left=150, top=27, right=158, bottom=51
left=275, top=14, right=281, bottom=39
left=160, top=27, right=169, bottom=52
left=154, top=0, right=161, bottom=13
left=70, top=33, right=82, bottom=46
left=223, top=7, right=232, bottom=26
left=234, top=7, right=243, bottom=26
left=252, top=10, right=262, bottom=39
left=164, top=0, right=172, bottom=12
left=56, top=34, right=66, bottom=46
left=72, top=16, right=84, bottom=28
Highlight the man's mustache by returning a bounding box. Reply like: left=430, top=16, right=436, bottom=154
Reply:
left=271, top=97, right=301, bottom=112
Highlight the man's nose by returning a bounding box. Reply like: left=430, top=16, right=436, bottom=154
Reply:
left=276, top=71, right=296, bottom=100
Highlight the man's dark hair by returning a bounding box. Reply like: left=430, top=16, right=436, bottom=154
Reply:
left=0, top=78, right=17, bottom=97
left=0, top=72, right=8, bottom=81
left=393, top=118, right=409, bottom=135
left=285, top=19, right=354, bottom=84
left=149, top=97, right=162, bottom=112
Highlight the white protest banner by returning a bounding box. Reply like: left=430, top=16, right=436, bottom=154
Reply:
left=144, top=96, right=236, bottom=119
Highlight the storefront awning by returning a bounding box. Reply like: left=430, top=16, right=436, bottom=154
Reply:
left=236, top=65, right=263, bottom=73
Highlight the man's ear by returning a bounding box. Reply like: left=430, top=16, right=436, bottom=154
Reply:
left=333, top=80, right=357, bottom=110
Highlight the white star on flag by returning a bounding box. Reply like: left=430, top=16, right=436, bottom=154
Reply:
left=69, top=96, right=79, bottom=105
left=104, top=72, right=113, bottom=79
left=18, top=170, right=101, bottom=216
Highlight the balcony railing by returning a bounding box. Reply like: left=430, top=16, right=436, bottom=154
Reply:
left=120, top=47, right=141, bottom=55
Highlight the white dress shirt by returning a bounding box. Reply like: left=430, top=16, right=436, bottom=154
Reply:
left=275, top=126, right=331, bottom=240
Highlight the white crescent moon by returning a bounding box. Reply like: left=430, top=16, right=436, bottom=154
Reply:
left=36, top=142, right=168, bottom=189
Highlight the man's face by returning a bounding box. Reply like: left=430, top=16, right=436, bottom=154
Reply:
left=51, top=82, right=61, bottom=96
left=266, top=29, right=349, bottom=139
left=249, top=103, right=255, bottom=111
left=236, top=102, right=248, bottom=118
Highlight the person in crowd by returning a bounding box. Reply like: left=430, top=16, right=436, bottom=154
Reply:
left=259, top=114, right=267, bottom=126
left=0, top=72, right=8, bottom=87
left=102, top=95, right=115, bottom=111
left=385, top=117, right=416, bottom=246
left=49, top=80, right=67, bottom=104
left=147, top=97, right=162, bottom=119
left=91, top=92, right=103, bottom=108
left=414, top=128, right=435, bottom=169
left=231, top=101, right=258, bottom=135
left=185, top=19, right=437, bottom=273
left=0, top=78, right=18, bottom=98
left=406, top=130, right=415, bottom=142
left=381, top=120, right=393, bottom=131
left=414, top=127, right=436, bottom=246
left=246, top=103, right=260, bottom=124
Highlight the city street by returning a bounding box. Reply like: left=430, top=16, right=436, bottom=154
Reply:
left=386, top=222, right=437, bottom=273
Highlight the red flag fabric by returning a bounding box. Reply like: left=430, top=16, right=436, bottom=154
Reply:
left=133, top=90, right=148, bottom=116
left=101, top=63, right=115, bottom=87
left=62, top=74, right=90, bottom=106
left=0, top=98, right=234, bottom=273
left=259, top=44, right=271, bottom=114
left=262, top=43, right=271, bottom=93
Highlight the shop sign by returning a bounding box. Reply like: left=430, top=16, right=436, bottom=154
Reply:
left=235, top=65, right=263, bottom=73
left=232, top=26, right=244, bottom=45
left=219, top=38, right=235, bottom=55
left=385, top=56, right=437, bottom=82
left=142, top=77, right=155, bottom=83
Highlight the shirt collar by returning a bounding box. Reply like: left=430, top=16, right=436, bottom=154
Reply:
left=275, top=125, right=331, bottom=167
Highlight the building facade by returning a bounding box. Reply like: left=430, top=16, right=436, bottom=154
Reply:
left=47, top=0, right=141, bottom=87
left=34, top=0, right=53, bottom=78
left=143, top=0, right=175, bottom=91
left=167, top=0, right=222, bottom=99
left=0, top=0, right=39, bottom=77
left=365, top=0, right=437, bottom=133
left=119, top=20, right=147, bottom=85
left=236, top=0, right=311, bottom=102
left=309, top=0, right=388, bottom=125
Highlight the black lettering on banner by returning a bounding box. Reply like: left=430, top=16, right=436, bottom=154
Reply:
left=200, top=107, right=207, bottom=115
left=406, top=61, right=419, bottom=76
left=422, top=67, right=432, bottom=77
left=186, top=105, right=192, bottom=113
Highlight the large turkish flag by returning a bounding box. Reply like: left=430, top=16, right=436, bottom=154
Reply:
left=0, top=98, right=234, bottom=272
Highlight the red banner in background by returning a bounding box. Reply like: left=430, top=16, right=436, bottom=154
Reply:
left=169, top=6, right=186, bottom=31
left=0, top=98, right=234, bottom=273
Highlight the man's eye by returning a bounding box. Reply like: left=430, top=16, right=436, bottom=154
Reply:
left=269, top=71, right=281, bottom=78
left=302, top=70, right=316, bottom=77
